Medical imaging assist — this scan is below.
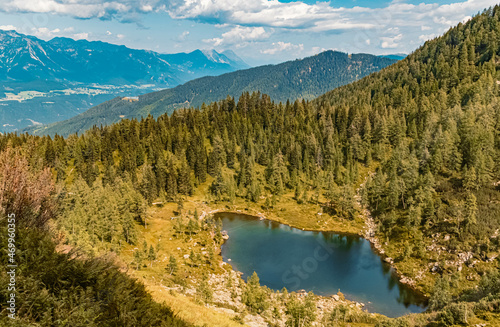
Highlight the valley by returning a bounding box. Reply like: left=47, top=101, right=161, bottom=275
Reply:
left=27, top=50, right=396, bottom=137
left=0, top=83, right=159, bottom=131
left=0, top=30, right=248, bottom=132
left=2, top=3, right=500, bottom=327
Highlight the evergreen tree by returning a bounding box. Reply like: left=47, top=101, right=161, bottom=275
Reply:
left=167, top=255, right=178, bottom=275
left=148, top=244, right=157, bottom=266
left=242, top=272, right=269, bottom=313
left=463, top=192, right=478, bottom=234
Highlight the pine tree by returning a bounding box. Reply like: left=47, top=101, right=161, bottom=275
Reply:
left=167, top=255, right=178, bottom=275
left=463, top=192, right=477, bottom=234
left=197, top=274, right=213, bottom=303
left=242, top=272, right=269, bottom=313
left=133, top=250, right=143, bottom=270
left=295, top=181, right=303, bottom=204
left=148, top=244, right=157, bottom=266
left=428, top=277, right=451, bottom=310
left=177, top=159, right=193, bottom=195
left=140, top=164, right=158, bottom=204
left=463, top=165, right=478, bottom=191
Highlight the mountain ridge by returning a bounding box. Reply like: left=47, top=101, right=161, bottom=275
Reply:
left=29, top=50, right=396, bottom=136
left=0, top=30, right=248, bottom=132
left=0, top=30, right=248, bottom=87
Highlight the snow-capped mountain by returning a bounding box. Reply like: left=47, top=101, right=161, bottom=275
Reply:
left=0, top=30, right=248, bottom=87
left=0, top=30, right=249, bottom=132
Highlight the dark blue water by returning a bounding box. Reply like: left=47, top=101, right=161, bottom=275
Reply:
left=218, top=213, right=427, bottom=318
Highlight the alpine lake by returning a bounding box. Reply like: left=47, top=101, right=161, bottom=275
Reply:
left=217, top=212, right=427, bottom=318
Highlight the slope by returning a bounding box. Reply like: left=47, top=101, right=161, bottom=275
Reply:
left=0, top=30, right=247, bottom=87
left=312, top=6, right=500, bottom=296
left=3, top=6, right=500, bottom=326
left=0, top=30, right=248, bottom=132
left=30, top=50, right=396, bottom=136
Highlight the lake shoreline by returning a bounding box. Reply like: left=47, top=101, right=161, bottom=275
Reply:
left=210, top=208, right=429, bottom=311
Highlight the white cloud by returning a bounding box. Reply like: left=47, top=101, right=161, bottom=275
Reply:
left=433, top=16, right=454, bottom=25
left=73, top=32, right=89, bottom=40
left=0, top=24, right=15, bottom=31
left=167, top=0, right=375, bottom=32
left=105, top=30, right=124, bottom=40
left=381, top=33, right=403, bottom=49
left=0, top=0, right=493, bottom=37
left=23, top=26, right=95, bottom=42
left=204, top=26, right=271, bottom=47
left=141, top=4, right=153, bottom=12
left=166, top=0, right=496, bottom=34
left=0, top=0, right=496, bottom=57
left=462, top=15, right=473, bottom=23
left=178, top=30, right=189, bottom=41
left=0, top=0, right=493, bottom=32
left=261, top=41, right=304, bottom=55
left=0, top=0, right=168, bottom=21
left=419, top=33, right=438, bottom=42
left=311, top=46, right=328, bottom=55
left=31, top=27, right=60, bottom=38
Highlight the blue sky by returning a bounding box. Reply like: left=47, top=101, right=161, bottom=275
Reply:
left=0, top=0, right=496, bottom=66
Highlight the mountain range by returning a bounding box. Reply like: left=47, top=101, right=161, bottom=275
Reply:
left=0, top=30, right=248, bottom=87
left=3, top=5, right=500, bottom=327
left=29, top=50, right=397, bottom=136
left=0, top=30, right=248, bottom=132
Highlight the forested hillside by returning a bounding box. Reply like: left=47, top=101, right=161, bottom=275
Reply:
left=0, top=149, right=190, bottom=326
left=316, top=6, right=500, bottom=265
left=0, top=30, right=248, bottom=132
left=29, top=51, right=396, bottom=137
left=2, top=5, right=500, bottom=327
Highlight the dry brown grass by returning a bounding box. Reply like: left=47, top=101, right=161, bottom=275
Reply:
left=113, top=169, right=376, bottom=327
left=145, top=283, right=242, bottom=327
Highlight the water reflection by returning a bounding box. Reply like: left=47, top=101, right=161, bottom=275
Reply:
left=217, top=212, right=427, bottom=317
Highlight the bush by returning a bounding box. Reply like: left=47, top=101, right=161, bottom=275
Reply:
left=326, top=304, right=378, bottom=325
left=438, top=303, right=474, bottom=326
left=0, top=228, right=190, bottom=327
left=428, top=277, right=452, bottom=311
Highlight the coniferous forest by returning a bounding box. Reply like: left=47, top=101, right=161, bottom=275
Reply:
left=2, top=5, right=500, bottom=327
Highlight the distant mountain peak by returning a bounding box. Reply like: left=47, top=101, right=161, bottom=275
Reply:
left=0, top=31, right=251, bottom=132
left=31, top=50, right=395, bottom=136
left=0, top=30, right=248, bottom=87
left=201, top=49, right=248, bottom=67
left=221, top=49, right=237, bottom=57
left=201, top=49, right=225, bottom=63
left=378, top=53, right=407, bottom=61
left=221, top=49, right=250, bottom=68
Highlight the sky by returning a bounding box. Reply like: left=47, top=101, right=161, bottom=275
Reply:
left=0, top=0, right=497, bottom=66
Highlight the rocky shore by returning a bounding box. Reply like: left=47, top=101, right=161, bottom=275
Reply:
left=207, top=270, right=374, bottom=327
left=355, top=174, right=429, bottom=296
left=160, top=259, right=375, bottom=326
